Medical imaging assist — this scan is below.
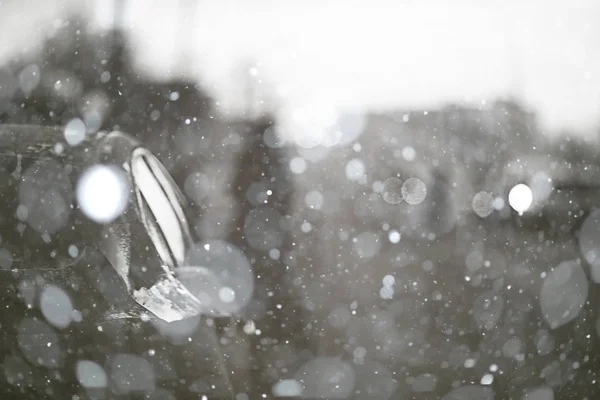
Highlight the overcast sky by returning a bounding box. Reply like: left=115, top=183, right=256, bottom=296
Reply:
left=2, top=0, right=600, bottom=136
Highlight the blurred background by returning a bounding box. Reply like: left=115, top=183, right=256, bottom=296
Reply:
left=3, top=0, right=600, bottom=134
left=0, top=1, right=600, bottom=399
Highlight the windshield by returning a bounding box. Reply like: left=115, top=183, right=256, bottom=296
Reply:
left=0, top=2, right=598, bottom=400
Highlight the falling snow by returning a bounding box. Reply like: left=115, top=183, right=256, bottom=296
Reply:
left=0, top=12, right=599, bottom=400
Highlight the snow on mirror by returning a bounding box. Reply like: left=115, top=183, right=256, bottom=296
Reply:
left=472, top=291, right=504, bottom=330
left=402, top=146, right=416, bottom=161
left=305, top=189, right=324, bottom=210
left=289, top=156, right=307, bottom=174
left=18, top=64, right=40, bottom=95
left=441, top=385, right=495, bottom=400
left=529, top=171, right=553, bottom=203
left=64, top=118, right=86, bottom=146
left=578, top=209, right=600, bottom=282
left=540, top=260, right=588, bottom=329
left=294, top=357, right=356, bottom=399
left=177, top=240, right=254, bottom=316
left=401, top=177, right=427, bottom=205
left=345, top=158, right=366, bottom=181
left=352, top=360, right=398, bottom=400
left=480, top=374, right=494, bottom=385
left=109, top=353, right=155, bottom=393
left=388, top=229, right=401, bottom=243
left=272, top=379, right=303, bottom=397
left=151, top=314, right=202, bottom=345
left=3, top=355, right=33, bottom=387
left=381, top=177, right=404, bottom=204
left=76, top=164, right=130, bottom=224
left=411, top=373, right=438, bottom=393
left=353, top=231, right=381, bottom=260
left=75, top=360, right=108, bottom=389
left=521, top=387, right=554, bottom=400
left=39, top=284, right=74, bottom=329
left=17, top=318, right=63, bottom=369
left=243, top=207, right=285, bottom=252
left=508, top=183, right=533, bottom=215
left=472, top=191, right=495, bottom=218
left=19, top=159, right=73, bottom=234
